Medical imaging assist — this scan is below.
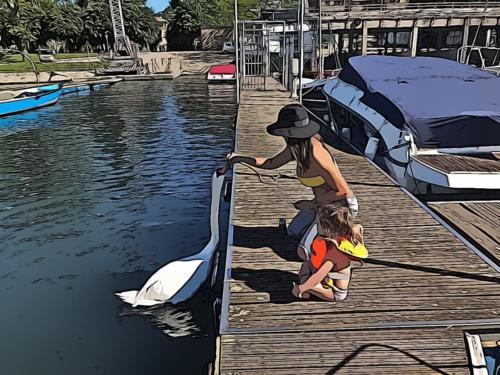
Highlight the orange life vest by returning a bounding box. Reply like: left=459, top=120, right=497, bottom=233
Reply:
left=310, top=236, right=329, bottom=270
left=310, top=236, right=365, bottom=270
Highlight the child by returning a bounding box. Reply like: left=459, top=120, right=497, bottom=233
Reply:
left=291, top=205, right=367, bottom=302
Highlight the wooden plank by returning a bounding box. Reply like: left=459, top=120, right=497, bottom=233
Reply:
left=430, top=201, right=500, bottom=262
left=220, top=328, right=469, bottom=375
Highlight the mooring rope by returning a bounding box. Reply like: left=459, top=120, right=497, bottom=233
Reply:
left=239, top=163, right=297, bottom=185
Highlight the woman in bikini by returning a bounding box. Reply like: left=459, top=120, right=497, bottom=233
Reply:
left=218, top=103, right=358, bottom=251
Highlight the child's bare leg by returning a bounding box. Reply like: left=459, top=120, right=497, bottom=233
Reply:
left=292, top=262, right=312, bottom=299
left=307, top=284, right=336, bottom=302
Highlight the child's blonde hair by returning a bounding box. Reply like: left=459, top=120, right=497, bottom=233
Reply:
left=316, top=205, right=353, bottom=241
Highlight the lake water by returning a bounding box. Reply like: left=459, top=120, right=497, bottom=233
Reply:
left=0, top=77, right=235, bottom=374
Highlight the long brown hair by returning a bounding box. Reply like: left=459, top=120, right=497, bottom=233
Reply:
left=316, top=205, right=353, bottom=242
left=287, top=137, right=311, bottom=176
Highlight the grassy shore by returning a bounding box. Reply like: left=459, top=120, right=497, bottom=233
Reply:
left=0, top=53, right=100, bottom=73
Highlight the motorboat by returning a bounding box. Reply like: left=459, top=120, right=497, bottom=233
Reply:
left=303, top=56, right=500, bottom=195
left=207, top=64, right=236, bottom=83
left=0, top=83, right=62, bottom=117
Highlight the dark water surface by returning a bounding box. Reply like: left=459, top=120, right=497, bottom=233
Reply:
left=0, top=77, right=235, bottom=374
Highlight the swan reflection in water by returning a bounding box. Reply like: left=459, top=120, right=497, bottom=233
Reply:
left=118, top=302, right=204, bottom=338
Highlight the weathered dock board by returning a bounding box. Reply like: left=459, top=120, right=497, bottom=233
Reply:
left=218, top=80, right=500, bottom=374
left=430, top=201, right=500, bottom=265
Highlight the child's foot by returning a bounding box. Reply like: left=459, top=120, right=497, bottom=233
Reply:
left=292, top=283, right=311, bottom=299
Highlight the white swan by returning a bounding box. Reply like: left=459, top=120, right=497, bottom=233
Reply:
left=115, top=171, right=225, bottom=306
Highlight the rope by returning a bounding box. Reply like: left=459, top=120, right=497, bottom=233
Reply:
left=239, top=163, right=297, bottom=185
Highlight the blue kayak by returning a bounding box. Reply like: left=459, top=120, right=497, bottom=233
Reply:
left=0, top=83, right=62, bottom=117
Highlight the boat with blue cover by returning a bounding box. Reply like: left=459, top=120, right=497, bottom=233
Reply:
left=304, top=56, right=500, bottom=195
left=0, top=83, right=63, bottom=117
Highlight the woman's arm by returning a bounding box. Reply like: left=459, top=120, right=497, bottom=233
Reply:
left=313, top=143, right=353, bottom=198
left=298, top=261, right=333, bottom=295
left=229, top=147, right=293, bottom=170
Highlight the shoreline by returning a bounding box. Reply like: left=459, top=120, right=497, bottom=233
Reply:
left=0, top=51, right=234, bottom=86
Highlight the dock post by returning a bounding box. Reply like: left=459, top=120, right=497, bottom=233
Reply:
left=411, top=24, right=419, bottom=57
left=461, top=17, right=470, bottom=62
left=362, top=21, right=368, bottom=55
left=486, top=28, right=492, bottom=46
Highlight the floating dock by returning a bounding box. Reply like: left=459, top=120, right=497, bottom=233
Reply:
left=429, top=201, right=500, bottom=268
left=216, top=80, right=500, bottom=374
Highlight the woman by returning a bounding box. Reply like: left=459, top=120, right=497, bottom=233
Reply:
left=219, top=103, right=358, bottom=253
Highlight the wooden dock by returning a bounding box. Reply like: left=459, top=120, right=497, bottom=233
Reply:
left=429, top=201, right=500, bottom=267
left=216, top=81, right=500, bottom=374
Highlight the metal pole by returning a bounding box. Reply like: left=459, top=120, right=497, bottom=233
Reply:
left=242, top=21, right=246, bottom=86
left=319, top=0, right=323, bottom=78
left=234, top=0, right=240, bottom=104
left=299, top=0, right=304, bottom=103
left=282, top=23, right=286, bottom=86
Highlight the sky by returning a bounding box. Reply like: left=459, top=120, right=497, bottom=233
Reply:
left=146, top=0, right=170, bottom=13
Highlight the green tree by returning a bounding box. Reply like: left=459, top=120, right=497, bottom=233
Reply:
left=6, top=1, right=43, bottom=52
left=78, top=0, right=112, bottom=51
left=122, top=0, right=161, bottom=50
left=48, top=2, right=84, bottom=51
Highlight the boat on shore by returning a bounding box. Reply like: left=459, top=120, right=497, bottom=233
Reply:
left=207, top=64, right=236, bottom=84
left=304, top=56, right=500, bottom=195
left=0, top=83, right=63, bottom=117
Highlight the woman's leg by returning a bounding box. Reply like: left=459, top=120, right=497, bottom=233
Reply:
left=296, top=222, right=318, bottom=260
left=287, top=208, right=316, bottom=239
left=298, top=262, right=313, bottom=284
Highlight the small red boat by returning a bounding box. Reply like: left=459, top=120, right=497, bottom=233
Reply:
left=207, top=64, right=236, bottom=83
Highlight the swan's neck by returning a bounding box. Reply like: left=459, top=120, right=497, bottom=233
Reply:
left=199, top=174, right=222, bottom=256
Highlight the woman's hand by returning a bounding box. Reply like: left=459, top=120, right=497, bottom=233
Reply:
left=226, top=152, right=238, bottom=164
left=216, top=162, right=229, bottom=175
left=217, top=152, right=238, bottom=175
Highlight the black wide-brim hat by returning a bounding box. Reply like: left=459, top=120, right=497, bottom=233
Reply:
left=266, top=104, right=320, bottom=139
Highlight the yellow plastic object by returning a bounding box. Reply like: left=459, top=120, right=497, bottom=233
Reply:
left=337, top=239, right=369, bottom=259
left=323, top=278, right=335, bottom=289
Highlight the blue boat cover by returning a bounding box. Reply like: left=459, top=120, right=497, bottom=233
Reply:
left=338, top=56, right=500, bottom=148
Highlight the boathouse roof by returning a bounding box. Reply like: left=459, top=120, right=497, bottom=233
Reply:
left=336, top=55, right=500, bottom=149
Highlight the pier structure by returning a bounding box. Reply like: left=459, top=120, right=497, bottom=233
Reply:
left=313, top=1, right=500, bottom=61
left=257, top=1, right=500, bottom=75
left=214, top=80, right=500, bottom=374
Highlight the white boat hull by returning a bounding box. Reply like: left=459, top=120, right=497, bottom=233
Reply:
left=321, top=77, right=500, bottom=194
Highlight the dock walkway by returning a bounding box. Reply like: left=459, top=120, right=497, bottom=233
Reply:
left=217, top=80, right=500, bottom=374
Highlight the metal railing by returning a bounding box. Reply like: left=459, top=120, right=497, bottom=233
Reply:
left=457, top=45, right=500, bottom=75
left=237, top=20, right=286, bottom=91
left=318, top=1, right=500, bottom=13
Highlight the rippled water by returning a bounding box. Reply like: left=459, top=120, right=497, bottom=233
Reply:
left=0, top=77, right=235, bottom=374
